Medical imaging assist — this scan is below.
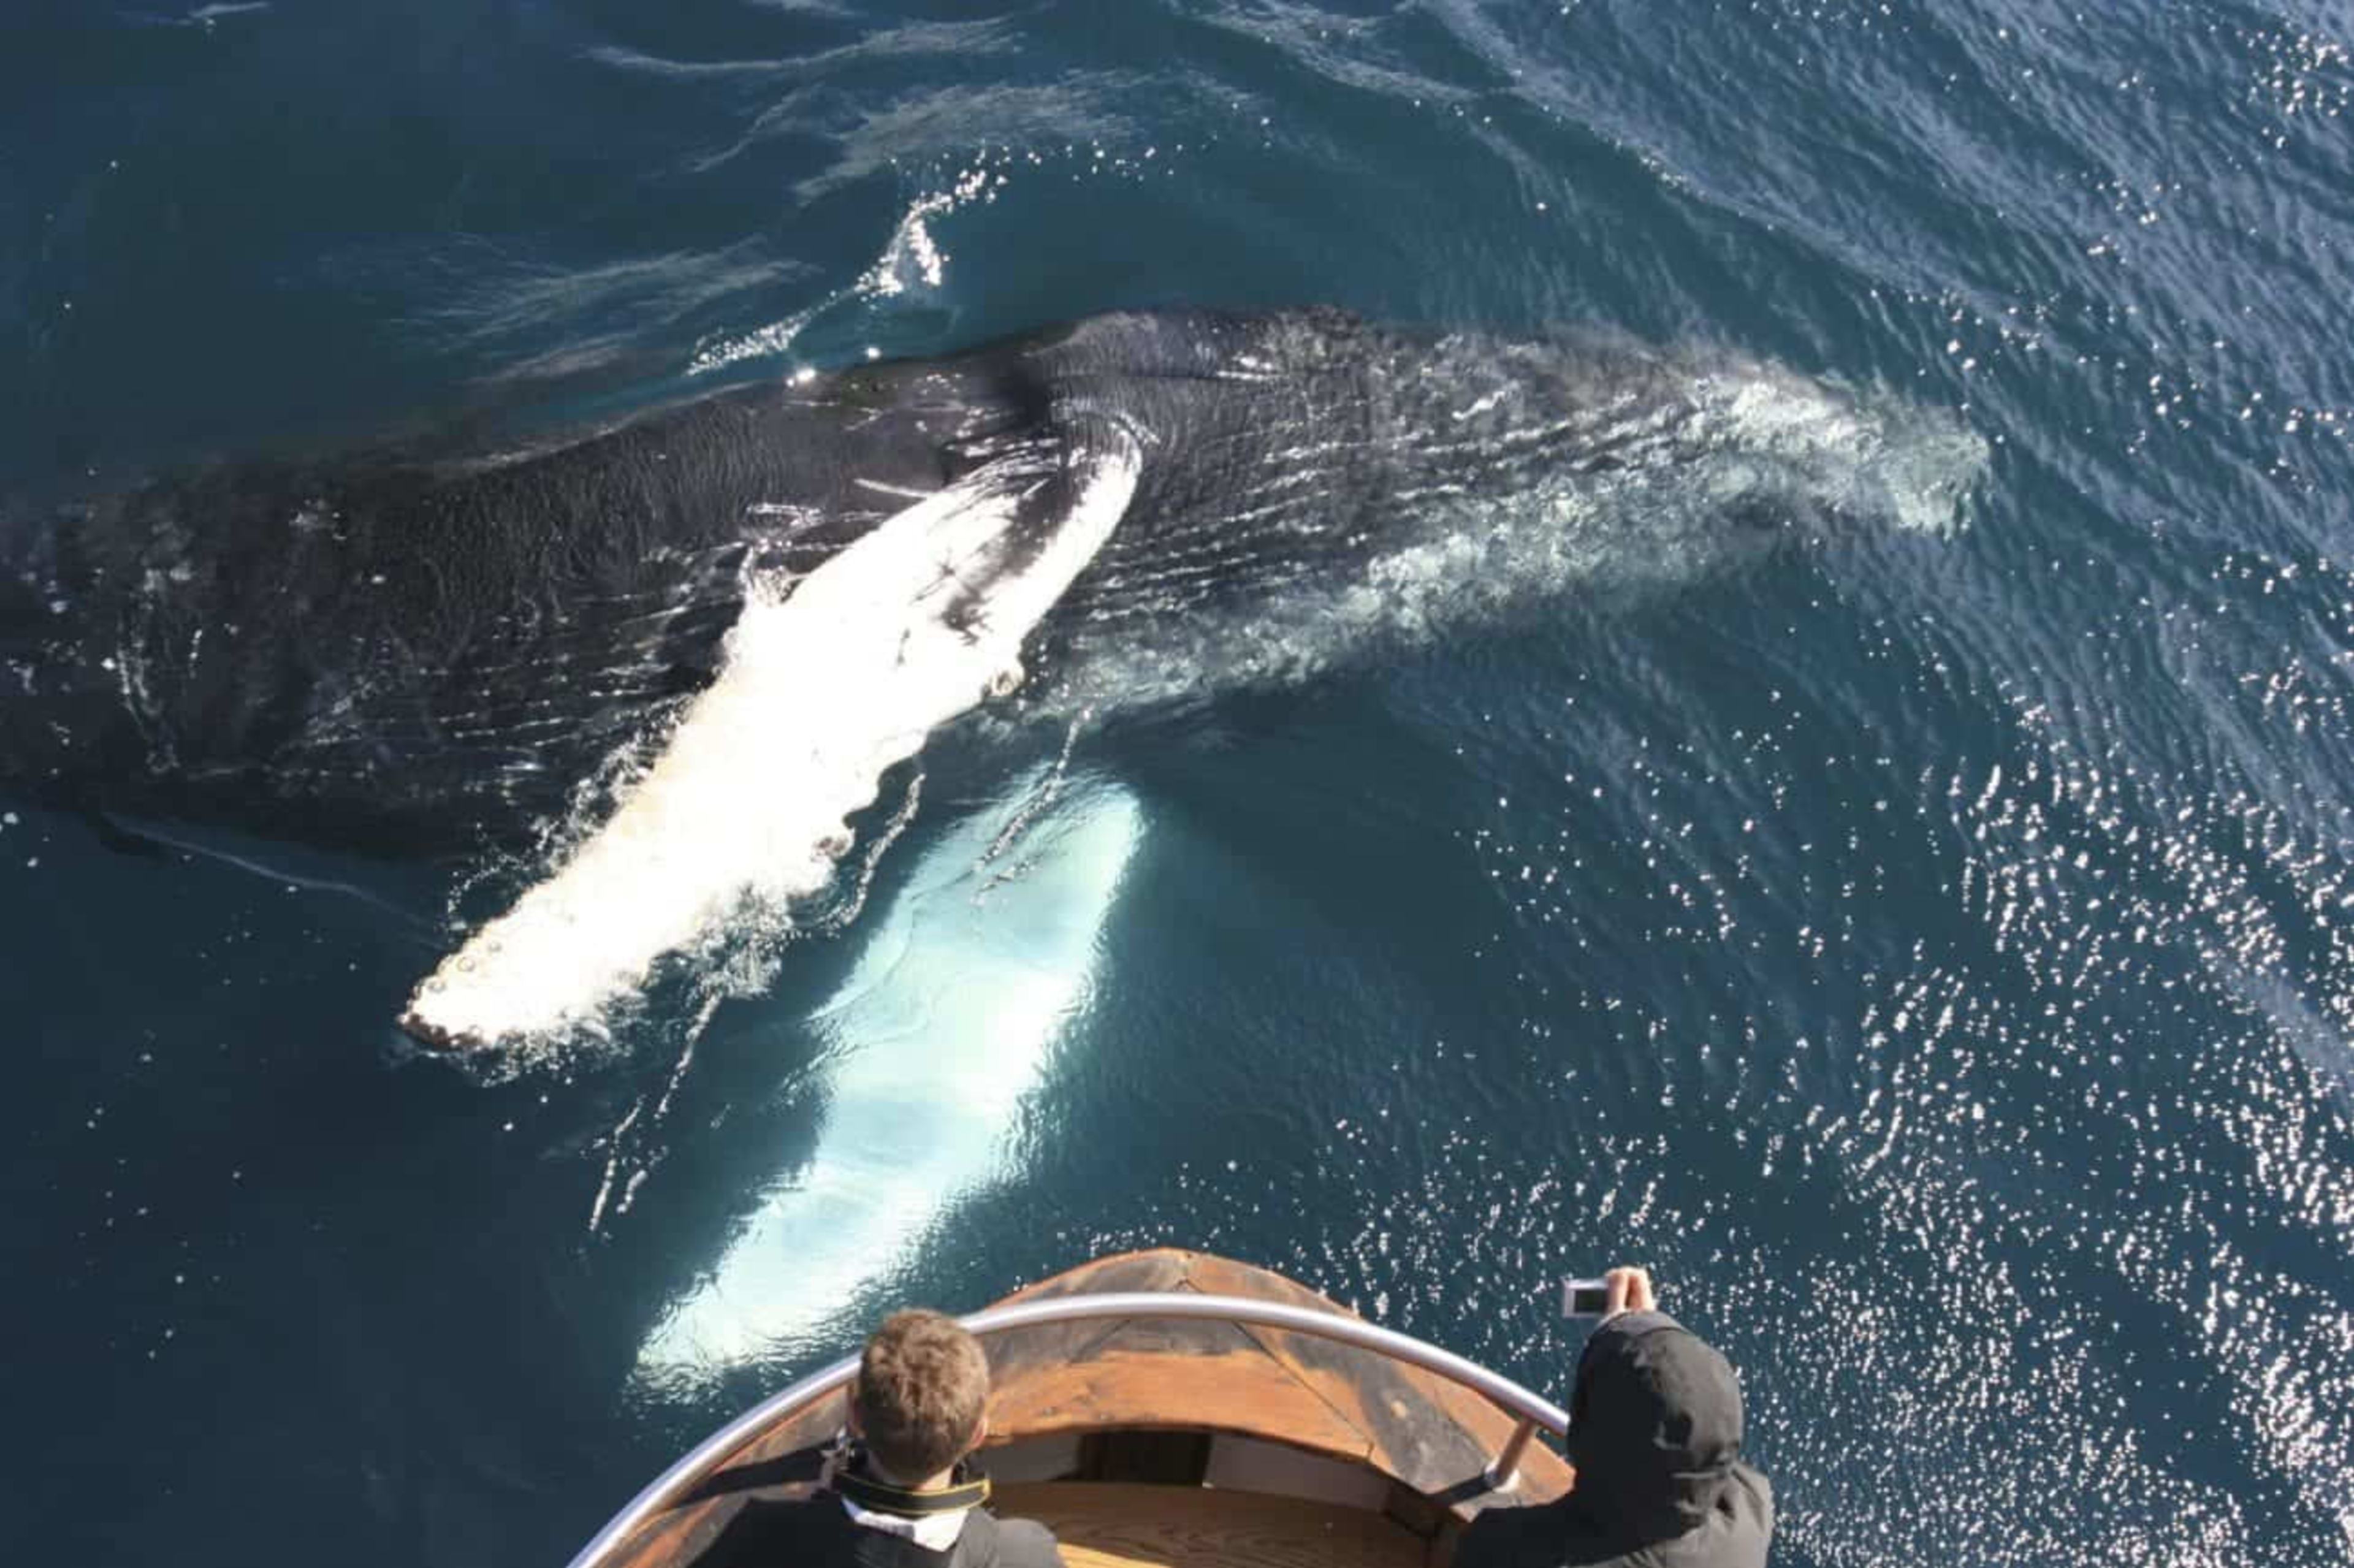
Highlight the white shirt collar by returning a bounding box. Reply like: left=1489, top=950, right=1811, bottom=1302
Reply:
left=839, top=1491, right=972, bottom=1551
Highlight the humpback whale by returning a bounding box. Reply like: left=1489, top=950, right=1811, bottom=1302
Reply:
left=0, top=309, right=1983, bottom=1045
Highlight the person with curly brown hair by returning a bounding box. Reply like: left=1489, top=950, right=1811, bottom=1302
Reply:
left=702, top=1309, right=1064, bottom=1568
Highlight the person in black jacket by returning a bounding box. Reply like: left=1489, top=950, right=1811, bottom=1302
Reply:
left=699, top=1308, right=1064, bottom=1568
left=1455, top=1268, right=1772, bottom=1568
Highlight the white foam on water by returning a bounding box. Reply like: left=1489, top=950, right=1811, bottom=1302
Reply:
left=403, top=446, right=1137, bottom=1047
left=856, top=169, right=995, bottom=300
left=1689, top=368, right=1987, bottom=537
left=686, top=168, right=999, bottom=377
left=685, top=305, right=818, bottom=378
left=634, top=775, right=1143, bottom=1383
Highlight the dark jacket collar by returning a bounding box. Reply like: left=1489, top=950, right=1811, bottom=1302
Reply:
left=834, top=1455, right=992, bottom=1519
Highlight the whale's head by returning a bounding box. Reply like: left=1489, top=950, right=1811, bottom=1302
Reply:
left=1032, top=319, right=1987, bottom=717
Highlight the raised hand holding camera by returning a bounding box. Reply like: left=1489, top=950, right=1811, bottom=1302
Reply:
left=1561, top=1265, right=1657, bottom=1321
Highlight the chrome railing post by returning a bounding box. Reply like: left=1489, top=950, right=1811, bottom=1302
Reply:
left=1482, top=1416, right=1539, bottom=1490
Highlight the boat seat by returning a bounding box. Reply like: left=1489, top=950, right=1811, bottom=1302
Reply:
left=994, top=1482, right=1428, bottom=1568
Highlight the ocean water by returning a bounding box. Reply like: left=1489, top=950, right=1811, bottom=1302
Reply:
left=6, top=1, right=2354, bottom=1565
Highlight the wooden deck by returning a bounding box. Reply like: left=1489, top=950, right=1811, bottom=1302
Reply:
left=985, top=1250, right=1572, bottom=1507
left=995, top=1483, right=1425, bottom=1568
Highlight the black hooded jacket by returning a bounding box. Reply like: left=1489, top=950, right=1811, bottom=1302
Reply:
left=1455, top=1312, right=1772, bottom=1568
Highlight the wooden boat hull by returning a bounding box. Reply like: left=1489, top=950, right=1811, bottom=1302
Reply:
left=603, top=1248, right=1572, bottom=1568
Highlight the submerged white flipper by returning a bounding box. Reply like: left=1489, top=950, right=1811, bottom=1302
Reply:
left=402, top=440, right=1138, bottom=1048
left=634, top=776, right=1144, bottom=1384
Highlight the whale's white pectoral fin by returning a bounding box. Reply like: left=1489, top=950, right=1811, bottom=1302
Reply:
left=633, top=771, right=1145, bottom=1380
left=400, top=435, right=1140, bottom=1049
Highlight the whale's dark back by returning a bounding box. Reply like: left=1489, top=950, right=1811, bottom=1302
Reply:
left=1, top=308, right=1873, bottom=850
left=0, top=311, right=1379, bottom=846
left=1, top=358, right=984, bottom=845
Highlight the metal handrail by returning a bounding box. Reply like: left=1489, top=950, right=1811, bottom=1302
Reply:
left=569, top=1290, right=1571, bottom=1568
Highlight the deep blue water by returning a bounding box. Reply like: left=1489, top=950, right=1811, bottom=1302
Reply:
left=7, top=1, right=2354, bottom=1564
